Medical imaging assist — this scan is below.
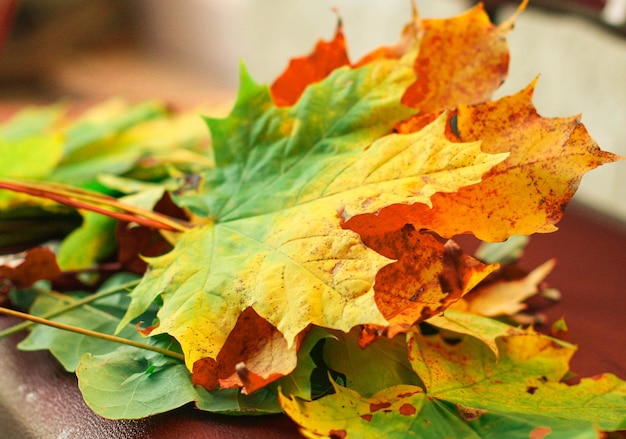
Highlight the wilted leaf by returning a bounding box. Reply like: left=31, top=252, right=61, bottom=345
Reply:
left=460, top=258, right=556, bottom=317
left=358, top=228, right=499, bottom=344
left=192, top=307, right=300, bottom=394
left=0, top=247, right=62, bottom=288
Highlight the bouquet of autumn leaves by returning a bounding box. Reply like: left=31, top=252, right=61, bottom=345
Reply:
left=1, top=3, right=625, bottom=437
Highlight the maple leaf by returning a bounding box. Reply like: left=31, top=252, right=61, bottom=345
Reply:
left=117, top=55, right=507, bottom=384
left=357, top=227, right=499, bottom=345
left=0, top=247, right=62, bottom=289
left=401, top=2, right=525, bottom=113
left=1, top=3, right=623, bottom=429
left=270, top=2, right=523, bottom=118
left=426, top=310, right=525, bottom=357
left=281, top=326, right=626, bottom=437
left=458, top=258, right=556, bottom=317
left=349, top=81, right=623, bottom=241
left=270, top=20, right=350, bottom=107
left=192, top=307, right=300, bottom=394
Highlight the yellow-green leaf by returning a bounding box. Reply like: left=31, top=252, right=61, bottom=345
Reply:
left=118, top=59, right=507, bottom=374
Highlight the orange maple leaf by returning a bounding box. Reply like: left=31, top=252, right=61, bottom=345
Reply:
left=270, top=19, right=350, bottom=107
left=346, top=81, right=622, bottom=241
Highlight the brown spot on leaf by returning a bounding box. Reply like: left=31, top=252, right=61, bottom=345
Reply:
left=396, top=390, right=421, bottom=399
left=191, top=357, right=219, bottom=390
left=455, top=403, right=487, bottom=422
left=361, top=414, right=373, bottom=422
left=214, top=308, right=300, bottom=394
left=370, top=402, right=392, bottom=412
left=526, top=386, right=538, bottom=395
left=329, top=429, right=347, bottom=439
left=399, top=403, right=417, bottom=416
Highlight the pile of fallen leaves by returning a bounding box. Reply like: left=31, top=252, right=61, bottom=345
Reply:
left=1, top=3, right=625, bottom=437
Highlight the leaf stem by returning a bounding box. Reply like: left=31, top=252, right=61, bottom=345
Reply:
left=0, top=306, right=185, bottom=361
left=0, top=278, right=141, bottom=339
left=0, top=179, right=192, bottom=232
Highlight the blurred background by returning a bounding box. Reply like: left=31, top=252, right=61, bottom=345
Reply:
left=0, top=0, right=624, bottom=221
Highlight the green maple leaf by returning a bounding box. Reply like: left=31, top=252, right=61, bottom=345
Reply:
left=322, top=328, right=421, bottom=398
left=117, top=55, right=508, bottom=371
left=280, top=326, right=626, bottom=437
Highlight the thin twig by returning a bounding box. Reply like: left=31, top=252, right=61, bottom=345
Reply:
left=0, top=306, right=184, bottom=361
left=0, top=278, right=141, bottom=338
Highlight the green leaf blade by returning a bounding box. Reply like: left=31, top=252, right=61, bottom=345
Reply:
left=77, top=347, right=195, bottom=419
left=187, top=54, right=419, bottom=222
left=17, top=274, right=148, bottom=371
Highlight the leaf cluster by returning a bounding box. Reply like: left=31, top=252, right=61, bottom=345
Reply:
left=0, top=3, right=624, bottom=437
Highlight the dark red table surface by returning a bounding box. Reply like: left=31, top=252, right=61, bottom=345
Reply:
left=1, top=202, right=625, bottom=438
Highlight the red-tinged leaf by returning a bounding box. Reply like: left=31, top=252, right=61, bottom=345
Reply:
left=0, top=247, right=62, bottom=288
left=116, top=224, right=172, bottom=274
left=357, top=226, right=498, bottom=345
left=270, top=21, right=350, bottom=107
left=347, top=81, right=623, bottom=241
left=116, top=193, right=187, bottom=273
left=191, top=307, right=299, bottom=394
